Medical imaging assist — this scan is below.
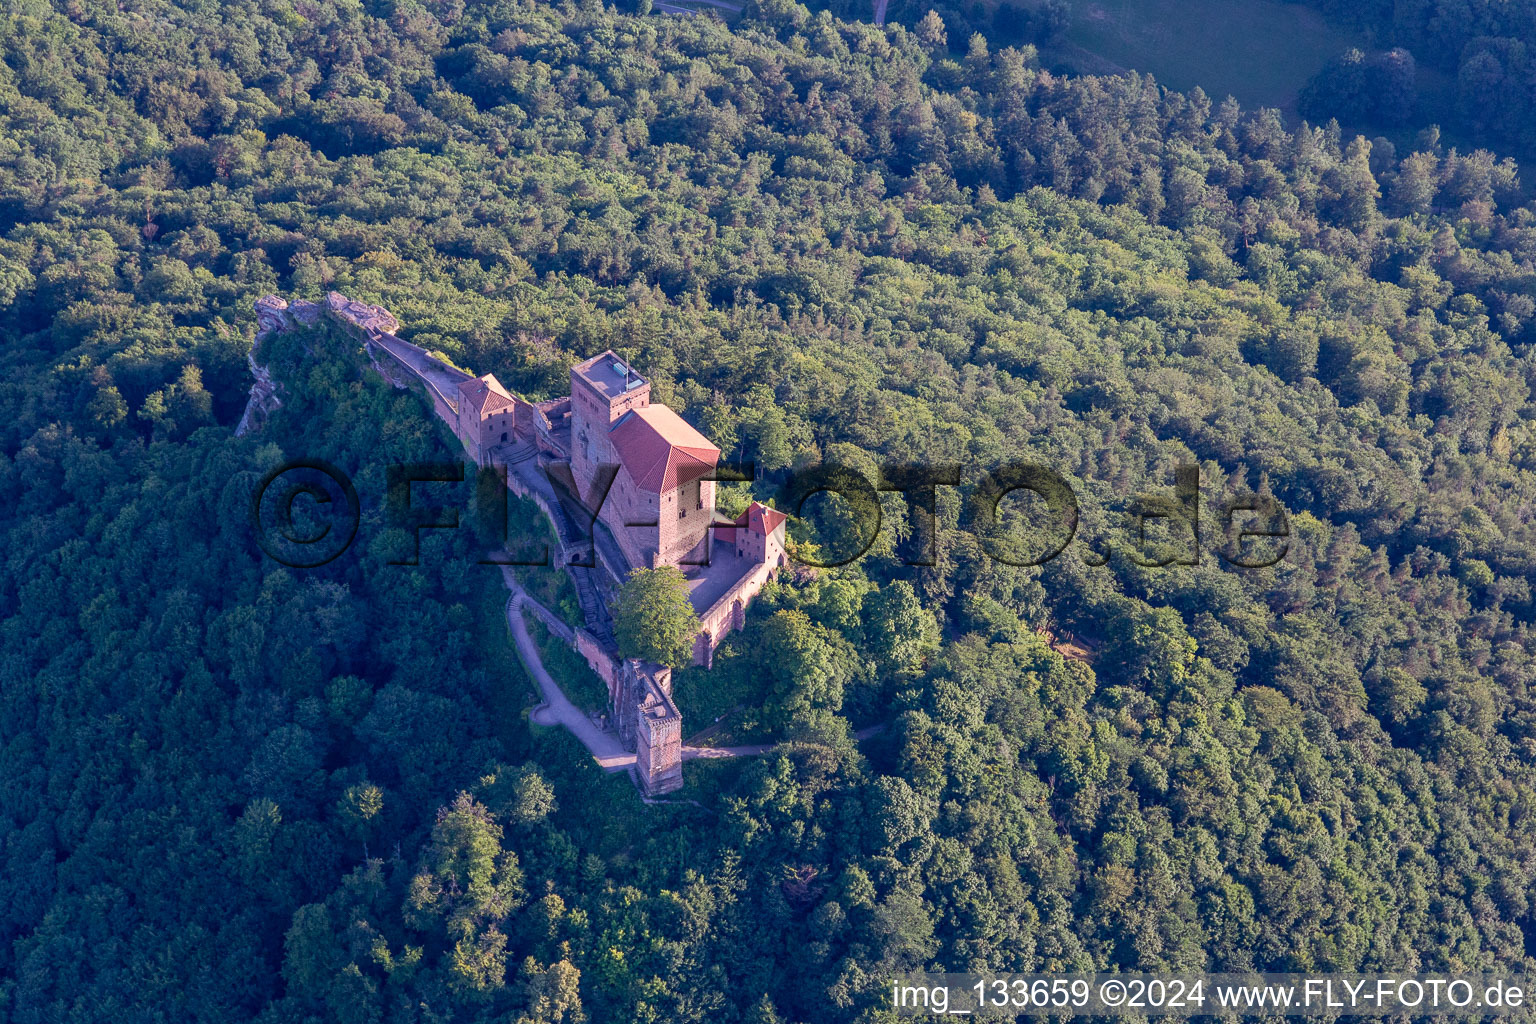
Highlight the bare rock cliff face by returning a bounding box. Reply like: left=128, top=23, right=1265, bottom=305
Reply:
left=234, top=296, right=297, bottom=437
left=325, top=291, right=398, bottom=334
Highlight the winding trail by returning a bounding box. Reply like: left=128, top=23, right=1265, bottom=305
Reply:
left=502, top=571, right=636, bottom=773
left=682, top=723, right=887, bottom=759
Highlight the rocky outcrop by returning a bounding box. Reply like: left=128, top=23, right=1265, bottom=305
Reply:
left=235, top=296, right=294, bottom=437
left=234, top=348, right=282, bottom=438
left=325, top=290, right=398, bottom=334
left=254, top=293, right=324, bottom=333
left=242, top=292, right=396, bottom=436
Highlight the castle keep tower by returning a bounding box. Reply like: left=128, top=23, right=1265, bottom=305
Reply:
left=570, top=351, right=720, bottom=568
left=615, top=660, right=682, bottom=796
left=570, top=350, right=652, bottom=492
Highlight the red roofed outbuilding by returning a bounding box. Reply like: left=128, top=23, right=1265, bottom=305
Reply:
left=714, top=502, right=789, bottom=566
left=456, top=373, right=519, bottom=459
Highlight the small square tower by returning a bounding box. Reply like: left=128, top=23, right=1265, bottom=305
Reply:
left=456, top=372, right=518, bottom=464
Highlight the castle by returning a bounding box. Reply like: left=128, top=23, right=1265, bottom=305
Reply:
left=252, top=293, right=787, bottom=795
left=450, top=349, right=788, bottom=670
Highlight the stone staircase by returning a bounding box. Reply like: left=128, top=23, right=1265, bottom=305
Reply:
left=496, top=440, right=538, bottom=465
left=570, top=565, right=616, bottom=650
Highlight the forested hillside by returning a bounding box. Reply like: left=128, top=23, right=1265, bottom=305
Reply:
left=1293, top=0, right=1536, bottom=158
left=6, top=0, right=1536, bottom=1021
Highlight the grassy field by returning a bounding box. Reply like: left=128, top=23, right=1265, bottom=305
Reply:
left=1049, top=0, right=1365, bottom=112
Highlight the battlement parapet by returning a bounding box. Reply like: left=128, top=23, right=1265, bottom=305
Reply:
left=619, top=660, right=682, bottom=795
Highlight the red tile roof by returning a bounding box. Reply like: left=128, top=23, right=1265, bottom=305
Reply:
left=459, top=373, right=516, bottom=415
left=739, top=502, right=788, bottom=535
left=713, top=502, right=787, bottom=544
left=609, top=405, right=719, bottom=494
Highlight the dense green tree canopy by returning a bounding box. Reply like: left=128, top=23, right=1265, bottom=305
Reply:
left=613, top=565, right=702, bottom=667
left=6, top=0, right=1536, bottom=1021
